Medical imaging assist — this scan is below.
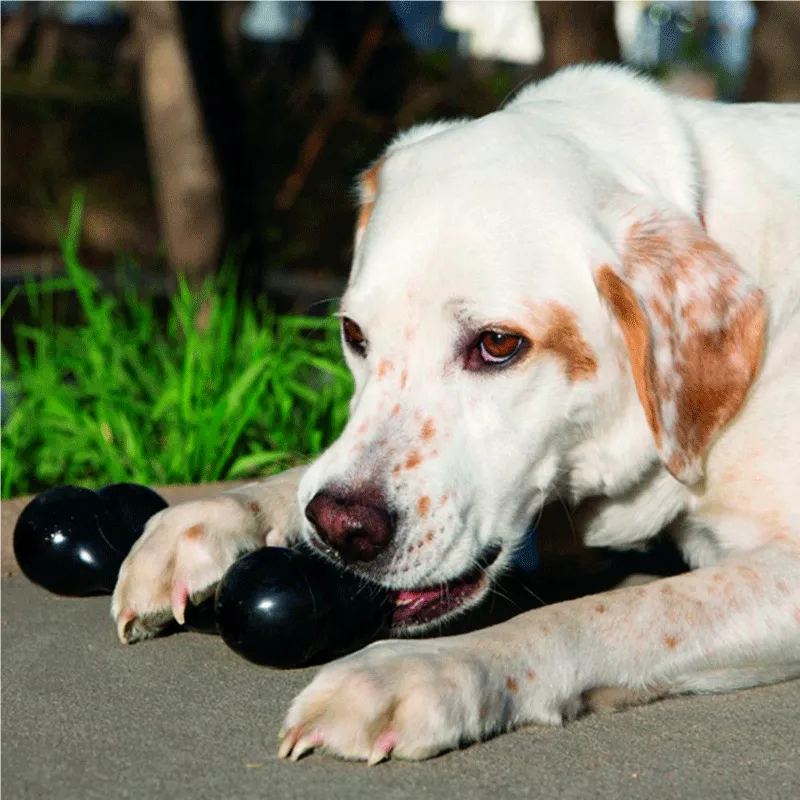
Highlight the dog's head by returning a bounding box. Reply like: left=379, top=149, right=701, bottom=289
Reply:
left=298, top=109, right=766, bottom=631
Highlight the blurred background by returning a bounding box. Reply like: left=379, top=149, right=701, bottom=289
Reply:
left=3, top=0, right=800, bottom=305
left=2, top=1, right=799, bottom=498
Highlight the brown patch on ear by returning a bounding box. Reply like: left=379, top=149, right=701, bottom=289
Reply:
left=595, top=210, right=767, bottom=484
left=595, top=266, right=662, bottom=446
left=540, top=303, right=599, bottom=382
left=355, top=159, right=384, bottom=239
left=668, top=293, right=765, bottom=477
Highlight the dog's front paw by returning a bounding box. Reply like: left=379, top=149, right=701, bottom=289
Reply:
left=278, top=639, right=514, bottom=764
left=111, top=496, right=267, bottom=643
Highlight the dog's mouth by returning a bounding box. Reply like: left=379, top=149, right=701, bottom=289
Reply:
left=388, top=544, right=501, bottom=629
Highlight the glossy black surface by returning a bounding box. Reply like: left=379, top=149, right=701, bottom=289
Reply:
left=14, top=483, right=393, bottom=657
left=97, top=483, right=169, bottom=553
left=13, top=484, right=168, bottom=597
left=214, top=545, right=391, bottom=668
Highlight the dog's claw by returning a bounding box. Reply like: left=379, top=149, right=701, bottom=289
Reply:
left=368, top=730, right=396, bottom=765
left=116, top=609, right=137, bottom=644
left=289, top=733, right=324, bottom=762
left=367, top=749, right=389, bottom=766
left=277, top=727, right=302, bottom=760
left=170, top=580, right=189, bottom=626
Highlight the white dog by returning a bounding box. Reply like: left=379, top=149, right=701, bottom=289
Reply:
left=112, top=65, right=800, bottom=764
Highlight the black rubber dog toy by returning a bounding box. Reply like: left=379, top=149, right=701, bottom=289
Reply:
left=13, top=483, right=168, bottom=597
left=214, top=545, right=391, bottom=668
left=13, top=483, right=392, bottom=665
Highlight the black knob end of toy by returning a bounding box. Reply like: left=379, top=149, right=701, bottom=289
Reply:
left=97, top=483, right=169, bottom=552
left=214, top=545, right=392, bottom=668
left=182, top=595, right=219, bottom=634
left=13, top=483, right=168, bottom=597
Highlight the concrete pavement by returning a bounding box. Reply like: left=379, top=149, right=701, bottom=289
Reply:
left=3, top=578, right=799, bottom=800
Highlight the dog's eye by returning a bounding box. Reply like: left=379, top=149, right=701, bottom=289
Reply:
left=342, top=317, right=367, bottom=357
left=464, top=330, right=527, bottom=371
left=478, top=331, right=523, bottom=364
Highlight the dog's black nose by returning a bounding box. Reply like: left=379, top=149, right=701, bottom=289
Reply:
left=305, top=487, right=394, bottom=563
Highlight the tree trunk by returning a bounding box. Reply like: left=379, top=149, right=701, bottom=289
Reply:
left=126, top=1, right=222, bottom=285
left=537, top=1, right=620, bottom=73
left=741, top=1, right=800, bottom=102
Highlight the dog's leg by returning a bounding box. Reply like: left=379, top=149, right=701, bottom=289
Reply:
left=279, top=540, right=799, bottom=763
left=111, top=466, right=307, bottom=642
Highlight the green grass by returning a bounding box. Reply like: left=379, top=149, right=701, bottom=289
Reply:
left=1, top=194, right=353, bottom=499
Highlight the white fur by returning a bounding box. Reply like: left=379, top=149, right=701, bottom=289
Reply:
left=112, top=65, right=800, bottom=763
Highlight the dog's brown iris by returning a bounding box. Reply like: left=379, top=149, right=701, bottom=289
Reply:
left=479, top=331, right=523, bottom=363
left=342, top=317, right=367, bottom=356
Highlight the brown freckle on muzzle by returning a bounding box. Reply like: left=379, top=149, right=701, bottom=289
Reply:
left=664, top=635, right=681, bottom=649
left=405, top=450, right=423, bottom=469
left=421, top=418, right=436, bottom=441
left=377, top=359, right=394, bottom=379
left=424, top=530, right=434, bottom=544
left=417, top=496, right=431, bottom=517
left=506, top=678, right=519, bottom=694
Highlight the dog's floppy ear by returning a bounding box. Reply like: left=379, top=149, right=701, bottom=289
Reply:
left=595, top=207, right=767, bottom=485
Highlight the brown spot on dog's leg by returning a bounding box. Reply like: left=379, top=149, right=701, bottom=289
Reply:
left=506, top=678, right=519, bottom=694
left=421, top=418, right=436, bottom=441
left=417, top=496, right=431, bottom=517
left=424, top=530, right=434, bottom=544
left=594, top=603, right=607, bottom=614
left=664, top=635, right=680, bottom=649
left=249, top=502, right=261, bottom=515
left=527, top=670, right=536, bottom=681
left=184, top=524, right=205, bottom=540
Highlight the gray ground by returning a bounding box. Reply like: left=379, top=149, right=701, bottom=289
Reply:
left=3, top=577, right=799, bottom=800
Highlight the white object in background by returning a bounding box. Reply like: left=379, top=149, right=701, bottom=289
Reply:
left=442, top=0, right=543, bottom=65
left=614, top=1, right=649, bottom=63
left=240, top=0, right=310, bottom=43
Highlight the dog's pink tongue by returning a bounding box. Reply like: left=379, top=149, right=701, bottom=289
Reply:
left=392, top=588, right=443, bottom=622
left=395, top=588, right=442, bottom=605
